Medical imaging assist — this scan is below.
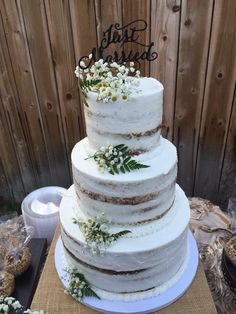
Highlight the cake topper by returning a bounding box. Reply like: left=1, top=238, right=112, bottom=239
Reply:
left=78, top=19, right=158, bottom=69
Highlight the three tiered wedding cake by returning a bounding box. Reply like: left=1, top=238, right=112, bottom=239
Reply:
left=59, top=60, right=190, bottom=301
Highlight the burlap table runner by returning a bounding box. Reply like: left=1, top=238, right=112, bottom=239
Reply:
left=31, top=226, right=217, bottom=313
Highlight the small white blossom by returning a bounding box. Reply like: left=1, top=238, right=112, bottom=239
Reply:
left=12, top=301, right=21, bottom=309
left=80, top=60, right=86, bottom=68
left=74, top=66, right=80, bottom=78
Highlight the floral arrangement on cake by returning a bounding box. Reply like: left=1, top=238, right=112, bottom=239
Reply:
left=64, top=268, right=100, bottom=301
left=85, top=143, right=150, bottom=174
left=73, top=216, right=131, bottom=254
left=74, top=57, right=140, bottom=103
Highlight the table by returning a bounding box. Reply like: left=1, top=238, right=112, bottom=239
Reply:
left=31, top=227, right=217, bottom=314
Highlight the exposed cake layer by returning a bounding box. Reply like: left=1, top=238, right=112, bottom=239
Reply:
left=72, top=136, right=177, bottom=225
left=60, top=184, right=190, bottom=294
left=63, top=244, right=189, bottom=301
left=85, top=77, right=163, bottom=154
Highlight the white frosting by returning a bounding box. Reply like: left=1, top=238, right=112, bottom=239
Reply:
left=62, top=244, right=189, bottom=302
left=60, top=185, right=180, bottom=238
left=72, top=136, right=177, bottom=224
left=85, top=77, right=163, bottom=153
left=60, top=185, right=190, bottom=293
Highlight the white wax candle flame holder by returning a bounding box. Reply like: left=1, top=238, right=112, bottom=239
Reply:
left=21, top=186, right=67, bottom=245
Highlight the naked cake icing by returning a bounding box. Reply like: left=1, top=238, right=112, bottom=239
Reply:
left=59, top=59, right=190, bottom=301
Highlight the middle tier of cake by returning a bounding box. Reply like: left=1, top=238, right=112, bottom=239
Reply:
left=72, top=136, right=177, bottom=225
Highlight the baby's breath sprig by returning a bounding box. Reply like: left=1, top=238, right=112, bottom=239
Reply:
left=75, top=57, right=140, bottom=103
left=0, top=296, right=46, bottom=314
left=72, top=217, right=131, bottom=254
left=64, top=268, right=100, bottom=301
left=85, top=144, right=150, bottom=175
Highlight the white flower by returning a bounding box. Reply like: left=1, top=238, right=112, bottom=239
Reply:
left=110, top=62, right=119, bottom=68
left=12, top=301, right=21, bottom=309
left=74, top=66, right=80, bottom=78
left=80, top=60, right=86, bottom=68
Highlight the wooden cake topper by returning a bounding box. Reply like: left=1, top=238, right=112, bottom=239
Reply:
left=78, top=19, right=158, bottom=69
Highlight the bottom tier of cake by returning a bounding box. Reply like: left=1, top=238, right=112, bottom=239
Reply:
left=59, top=184, right=190, bottom=298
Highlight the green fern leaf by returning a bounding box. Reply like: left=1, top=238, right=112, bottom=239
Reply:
left=113, top=164, right=119, bottom=174
left=83, top=287, right=100, bottom=299
left=85, top=143, right=150, bottom=175
left=115, top=144, right=125, bottom=150
left=124, top=156, right=131, bottom=163
left=112, top=230, right=131, bottom=241
left=120, top=166, right=125, bottom=173
left=79, top=79, right=101, bottom=95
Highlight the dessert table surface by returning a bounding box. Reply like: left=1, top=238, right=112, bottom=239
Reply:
left=31, top=226, right=217, bottom=314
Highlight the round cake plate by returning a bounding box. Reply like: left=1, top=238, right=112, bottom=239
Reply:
left=55, top=230, right=198, bottom=314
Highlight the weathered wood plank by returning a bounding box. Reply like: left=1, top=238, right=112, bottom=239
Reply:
left=194, top=0, right=236, bottom=202
left=0, top=158, right=12, bottom=203
left=0, top=10, right=38, bottom=197
left=173, top=0, right=214, bottom=196
left=150, top=0, right=181, bottom=140
left=45, top=0, right=84, bottom=175
left=69, top=0, right=97, bottom=62
left=1, top=0, right=52, bottom=189
left=95, top=0, right=123, bottom=58
left=218, top=91, right=236, bottom=209
left=122, top=0, right=151, bottom=76
left=20, top=0, right=70, bottom=187
left=0, top=94, right=25, bottom=202
left=69, top=0, right=97, bottom=137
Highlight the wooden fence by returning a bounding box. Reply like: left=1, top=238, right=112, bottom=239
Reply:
left=0, top=0, right=235, bottom=209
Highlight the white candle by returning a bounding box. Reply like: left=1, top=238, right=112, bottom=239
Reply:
left=21, top=186, right=67, bottom=245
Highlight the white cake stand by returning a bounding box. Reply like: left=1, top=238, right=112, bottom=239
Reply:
left=55, top=230, right=198, bottom=314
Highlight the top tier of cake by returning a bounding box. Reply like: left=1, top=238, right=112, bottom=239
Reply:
left=84, top=77, right=163, bottom=154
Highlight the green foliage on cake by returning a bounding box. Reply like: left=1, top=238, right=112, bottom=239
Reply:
left=73, top=217, right=131, bottom=254
left=64, top=268, right=100, bottom=300
left=79, top=78, right=101, bottom=96
left=85, top=143, right=150, bottom=175
left=75, top=57, right=140, bottom=103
